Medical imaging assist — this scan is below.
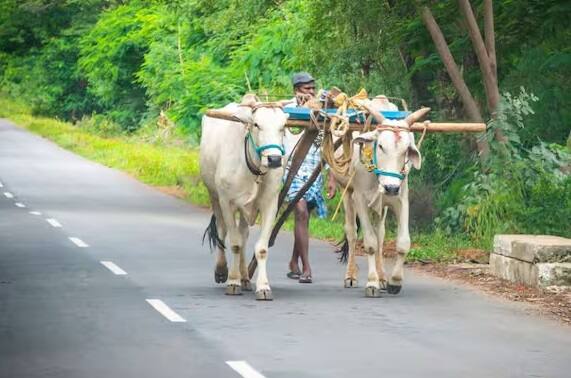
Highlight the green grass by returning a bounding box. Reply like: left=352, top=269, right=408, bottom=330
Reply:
left=0, top=95, right=485, bottom=262
left=408, top=229, right=476, bottom=262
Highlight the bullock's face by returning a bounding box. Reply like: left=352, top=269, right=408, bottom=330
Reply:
left=354, top=121, right=421, bottom=196
left=235, top=106, right=289, bottom=169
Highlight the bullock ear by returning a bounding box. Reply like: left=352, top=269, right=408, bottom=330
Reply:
left=232, top=106, right=254, bottom=124
left=352, top=130, right=377, bottom=145
left=408, top=143, right=422, bottom=170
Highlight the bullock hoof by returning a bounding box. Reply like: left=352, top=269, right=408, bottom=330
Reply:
left=255, top=289, right=273, bottom=301
left=214, top=267, right=228, bottom=283
left=387, top=284, right=402, bottom=295
left=241, top=279, right=252, bottom=291
left=365, top=286, right=382, bottom=298
left=379, top=280, right=388, bottom=292
left=344, top=278, right=358, bottom=288
left=225, top=284, right=242, bottom=296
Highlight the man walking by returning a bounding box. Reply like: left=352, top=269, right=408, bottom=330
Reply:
left=284, top=72, right=336, bottom=283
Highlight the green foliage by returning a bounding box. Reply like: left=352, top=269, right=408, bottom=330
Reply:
left=76, top=114, right=124, bottom=137
left=437, top=90, right=571, bottom=247
left=230, top=0, right=309, bottom=90
left=502, top=47, right=571, bottom=147
left=78, top=2, right=167, bottom=130
left=302, top=0, right=411, bottom=97
left=0, top=0, right=113, bottom=120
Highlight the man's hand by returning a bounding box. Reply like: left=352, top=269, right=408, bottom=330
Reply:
left=326, top=173, right=337, bottom=199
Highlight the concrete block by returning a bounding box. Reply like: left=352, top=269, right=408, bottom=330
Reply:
left=490, top=235, right=571, bottom=289
left=489, top=253, right=537, bottom=286
left=493, top=235, right=571, bottom=263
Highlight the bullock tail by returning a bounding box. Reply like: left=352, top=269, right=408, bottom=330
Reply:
left=335, top=237, right=350, bottom=263
left=202, top=215, right=225, bottom=252
left=335, top=217, right=361, bottom=263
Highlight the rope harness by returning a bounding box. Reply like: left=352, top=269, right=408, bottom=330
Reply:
left=238, top=102, right=286, bottom=176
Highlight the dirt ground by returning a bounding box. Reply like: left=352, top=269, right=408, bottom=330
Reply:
left=157, top=186, right=187, bottom=199
left=409, top=262, right=571, bottom=326
left=342, top=241, right=571, bottom=325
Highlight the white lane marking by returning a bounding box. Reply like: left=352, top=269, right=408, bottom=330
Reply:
left=29, top=211, right=42, bottom=215
left=46, top=218, right=62, bottom=228
left=145, top=299, right=186, bottom=323
left=4, top=192, right=14, bottom=198
left=69, top=237, right=89, bottom=248
left=15, top=202, right=26, bottom=208
left=226, top=361, right=266, bottom=378
left=100, top=261, right=127, bottom=275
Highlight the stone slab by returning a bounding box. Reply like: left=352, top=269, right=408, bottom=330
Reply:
left=489, top=253, right=537, bottom=286
left=490, top=253, right=571, bottom=288
left=493, top=234, right=571, bottom=263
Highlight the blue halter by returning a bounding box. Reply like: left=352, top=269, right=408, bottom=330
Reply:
left=247, top=131, right=285, bottom=158
left=372, top=140, right=406, bottom=181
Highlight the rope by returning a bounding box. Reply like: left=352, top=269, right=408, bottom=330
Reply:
left=416, top=121, right=429, bottom=148
left=321, top=89, right=372, bottom=179
left=331, top=170, right=355, bottom=222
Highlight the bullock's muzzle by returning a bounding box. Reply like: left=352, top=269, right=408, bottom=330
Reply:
left=267, top=155, right=282, bottom=168
left=383, top=184, right=400, bottom=196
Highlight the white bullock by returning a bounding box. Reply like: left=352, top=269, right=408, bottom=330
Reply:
left=334, top=105, right=429, bottom=297
left=200, top=96, right=289, bottom=300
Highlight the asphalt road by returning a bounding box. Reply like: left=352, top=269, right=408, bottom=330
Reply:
left=1, top=119, right=570, bottom=378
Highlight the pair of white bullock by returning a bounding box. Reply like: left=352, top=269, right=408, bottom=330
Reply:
left=200, top=95, right=428, bottom=300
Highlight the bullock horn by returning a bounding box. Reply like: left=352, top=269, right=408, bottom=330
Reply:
left=359, top=100, right=385, bottom=125
left=405, top=107, right=431, bottom=125
left=240, top=93, right=259, bottom=107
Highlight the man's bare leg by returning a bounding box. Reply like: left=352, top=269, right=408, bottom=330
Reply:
left=289, top=234, right=301, bottom=277
left=293, top=199, right=312, bottom=282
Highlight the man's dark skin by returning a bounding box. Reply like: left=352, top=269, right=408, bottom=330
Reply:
left=289, top=81, right=336, bottom=282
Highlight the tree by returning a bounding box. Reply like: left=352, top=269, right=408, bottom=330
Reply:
left=422, top=1, right=508, bottom=160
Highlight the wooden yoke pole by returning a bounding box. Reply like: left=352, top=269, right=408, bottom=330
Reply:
left=204, top=109, right=486, bottom=133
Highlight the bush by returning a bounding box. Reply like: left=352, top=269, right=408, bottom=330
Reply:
left=76, top=114, right=124, bottom=137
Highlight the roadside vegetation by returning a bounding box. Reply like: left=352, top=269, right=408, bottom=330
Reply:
left=1, top=0, right=569, bottom=262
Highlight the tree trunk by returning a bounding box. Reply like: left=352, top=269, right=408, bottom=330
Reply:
left=458, top=0, right=506, bottom=142
left=458, top=0, right=499, bottom=114
left=421, top=6, right=490, bottom=159
left=483, top=0, right=497, bottom=82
